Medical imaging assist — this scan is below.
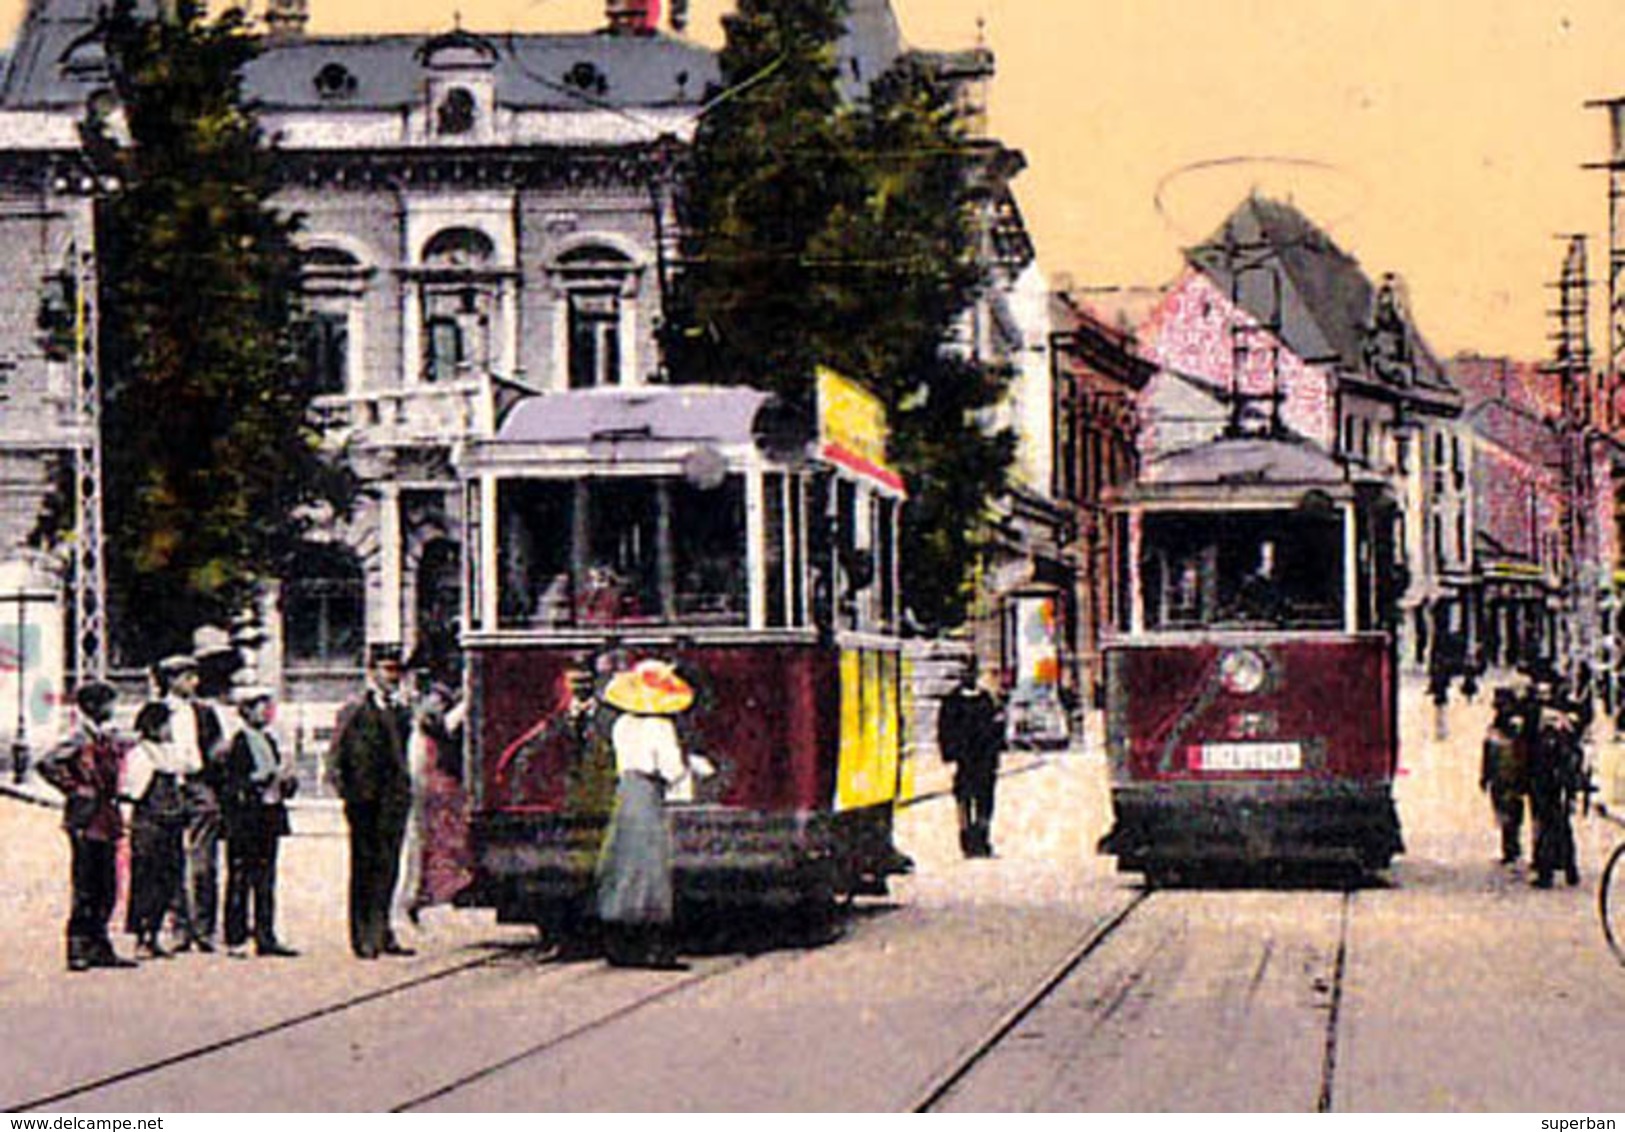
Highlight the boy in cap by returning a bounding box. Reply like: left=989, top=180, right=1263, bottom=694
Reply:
left=38, top=681, right=137, bottom=970
left=220, top=685, right=299, bottom=958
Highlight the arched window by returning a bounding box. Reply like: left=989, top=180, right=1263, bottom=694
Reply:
left=300, top=245, right=367, bottom=396
left=422, top=228, right=497, bottom=383
left=555, top=244, right=636, bottom=388
left=283, top=543, right=364, bottom=667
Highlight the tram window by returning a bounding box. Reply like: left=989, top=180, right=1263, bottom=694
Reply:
left=583, top=479, right=662, bottom=622
left=765, top=473, right=788, bottom=628
left=496, top=476, right=746, bottom=629
left=1140, top=510, right=1344, bottom=631
left=876, top=495, right=897, bottom=631
left=669, top=477, right=747, bottom=625
left=497, top=481, right=573, bottom=629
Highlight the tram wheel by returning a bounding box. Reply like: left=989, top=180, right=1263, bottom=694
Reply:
left=1599, top=840, right=1625, bottom=968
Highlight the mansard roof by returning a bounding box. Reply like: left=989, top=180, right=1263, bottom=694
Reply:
left=0, top=4, right=718, bottom=112
left=1187, top=194, right=1457, bottom=402
left=1, top=0, right=912, bottom=113
left=244, top=31, right=718, bottom=112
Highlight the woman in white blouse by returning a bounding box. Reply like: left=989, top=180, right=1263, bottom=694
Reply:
left=593, top=659, right=712, bottom=970
left=123, top=701, right=190, bottom=959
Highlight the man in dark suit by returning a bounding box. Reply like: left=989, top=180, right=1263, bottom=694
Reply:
left=327, top=642, right=415, bottom=959
left=937, top=662, right=1006, bottom=858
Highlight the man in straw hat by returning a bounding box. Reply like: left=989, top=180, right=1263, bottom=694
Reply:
left=595, top=657, right=711, bottom=970
left=327, top=642, right=415, bottom=959
left=154, top=651, right=226, bottom=953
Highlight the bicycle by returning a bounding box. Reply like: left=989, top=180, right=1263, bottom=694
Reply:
left=1601, top=809, right=1625, bottom=967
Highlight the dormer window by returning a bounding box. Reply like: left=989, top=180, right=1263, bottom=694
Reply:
left=565, top=61, right=608, bottom=95
left=314, top=62, right=357, bottom=100
left=437, top=86, right=476, bottom=135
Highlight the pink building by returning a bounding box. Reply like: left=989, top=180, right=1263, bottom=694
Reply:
left=1131, top=195, right=1466, bottom=671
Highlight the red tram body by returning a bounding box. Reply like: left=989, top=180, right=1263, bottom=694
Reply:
left=458, top=378, right=911, bottom=930
left=1098, top=436, right=1405, bottom=878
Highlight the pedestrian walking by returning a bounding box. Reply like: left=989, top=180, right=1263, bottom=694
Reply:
left=937, top=663, right=1005, bottom=858
left=595, top=658, right=710, bottom=970
left=153, top=653, right=226, bottom=953
left=1526, top=671, right=1584, bottom=889
left=124, top=701, right=188, bottom=960
left=327, top=642, right=415, bottom=959
left=1479, top=686, right=1529, bottom=866
left=37, top=681, right=137, bottom=971
left=219, top=686, right=299, bottom=959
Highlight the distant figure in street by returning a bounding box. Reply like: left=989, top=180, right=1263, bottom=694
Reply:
left=154, top=653, right=226, bottom=953
left=124, top=701, right=188, bottom=961
left=219, top=686, right=299, bottom=959
left=38, top=681, right=136, bottom=971
left=1479, top=687, right=1529, bottom=866
left=937, top=663, right=1005, bottom=858
left=327, top=642, right=415, bottom=959
left=1525, top=670, right=1584, bottom=888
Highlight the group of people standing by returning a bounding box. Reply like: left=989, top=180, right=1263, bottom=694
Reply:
left=40, top=642, right=301, bottom=971
left=1480, top=667, right=1594, bottom=888
left=38, top=634, right=472, bottom=972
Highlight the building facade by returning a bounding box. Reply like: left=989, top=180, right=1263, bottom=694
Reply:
left=0, top=0, right=1044, bottom=748
left=1134, top=195, right=1468, bottom=672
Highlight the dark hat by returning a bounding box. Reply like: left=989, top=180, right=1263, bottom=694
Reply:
left=133, top=700, right=172, bottom=740
left=74, top=681, right=117, bottom=712
left=232, top=683, right=275, bottom=705
left=366, top=642, right=404, bottom=667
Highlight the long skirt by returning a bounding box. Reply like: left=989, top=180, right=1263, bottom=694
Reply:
left=594, top=773, right=672, bottom=926
left=127, top=813, right=185, bottom=937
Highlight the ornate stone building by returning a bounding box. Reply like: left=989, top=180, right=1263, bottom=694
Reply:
left=0, top=0, right=1042, bottom=739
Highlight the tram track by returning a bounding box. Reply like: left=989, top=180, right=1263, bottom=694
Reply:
left=912, top=883, right=1359, bottom=1112
left=392, top=953, right=757, bottom=1111
left=4, top=948, right=533, bottom=1113
left=9, top=930, right=829, bottom=1113
left=909, top=887, right=1153, bottom=1112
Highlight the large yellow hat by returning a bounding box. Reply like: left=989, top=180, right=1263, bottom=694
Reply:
left=603, top=659, right=694, bottom=716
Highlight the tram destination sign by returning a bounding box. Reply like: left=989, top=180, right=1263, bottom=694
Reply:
left=816, top=366, right=906, bottom=493
left=1192, top=741, right=1303, bottom=772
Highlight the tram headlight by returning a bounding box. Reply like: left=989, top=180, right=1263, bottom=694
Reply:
left=1219, top=648, right=1268, bottom=696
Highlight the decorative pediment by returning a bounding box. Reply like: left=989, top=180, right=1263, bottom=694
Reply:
left=414, top=28, right=499, bottom=72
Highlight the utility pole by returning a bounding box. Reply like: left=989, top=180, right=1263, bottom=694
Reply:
left=1543, top=235, right=1594, bottom=684
left=72, top=236, right=106, bottom=681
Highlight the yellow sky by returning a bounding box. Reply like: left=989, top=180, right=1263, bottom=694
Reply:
left=3, top=0, right=1623, bottom=362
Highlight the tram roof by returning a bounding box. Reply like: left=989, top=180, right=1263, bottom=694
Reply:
left=1117, top=434, right=1381, bottom=503
left=495, top=387, right=772, bottom=445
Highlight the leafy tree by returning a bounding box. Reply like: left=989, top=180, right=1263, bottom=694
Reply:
left=675, top=0, right=1014, bottom=629
left=87, top=0, right=354, bottom=661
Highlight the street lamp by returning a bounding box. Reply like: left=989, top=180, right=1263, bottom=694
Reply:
left=10, top=580, right=28, bottom=784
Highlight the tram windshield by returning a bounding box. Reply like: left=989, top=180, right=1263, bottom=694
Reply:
left=496, top=476, right=747, bottom=629
left=1140, top=509, right=1345, bottom=632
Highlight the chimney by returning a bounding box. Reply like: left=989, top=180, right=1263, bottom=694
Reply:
left=265, top=0, right=309, bottom=42
left=606, top=0, right=659, bottom=36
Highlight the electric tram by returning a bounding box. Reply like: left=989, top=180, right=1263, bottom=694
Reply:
left=457, top=371, right=911, bottom=931
left=1096, top=434, right=1406, bottom=879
